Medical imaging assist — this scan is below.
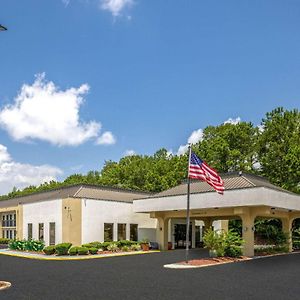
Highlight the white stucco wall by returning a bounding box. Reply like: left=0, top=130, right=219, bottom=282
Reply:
left=81, top=199, right=157, bottom=244
left=22, top=199, right=62, bottom=246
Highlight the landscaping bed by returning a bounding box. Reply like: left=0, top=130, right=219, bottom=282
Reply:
left=179, top=256, right=251, bottom=267
left=7, top=239, right=149, bottom=257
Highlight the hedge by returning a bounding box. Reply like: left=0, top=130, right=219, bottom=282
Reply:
left=0, top=238, right=11, bottom=244
left=43, top=245, right=56, bottom=255
left=55, top=243, right=72, bottom=255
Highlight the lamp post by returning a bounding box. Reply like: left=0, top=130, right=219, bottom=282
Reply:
left=0, top=24, right=7, bottom=31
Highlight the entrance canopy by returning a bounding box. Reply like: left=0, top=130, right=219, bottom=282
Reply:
left=133, top=172, right=300, bottom=256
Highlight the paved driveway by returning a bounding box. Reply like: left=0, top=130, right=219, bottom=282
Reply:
left=0, top=249, right=300, bottom=300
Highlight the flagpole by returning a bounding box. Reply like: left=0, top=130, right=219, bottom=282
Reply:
left=185, top=144, right=192, bottom=264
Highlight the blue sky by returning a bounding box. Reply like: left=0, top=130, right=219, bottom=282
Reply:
left=0, top=0, right=299, bottom=194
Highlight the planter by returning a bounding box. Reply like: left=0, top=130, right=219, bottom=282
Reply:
left=168, top=242, right=172, bottom=250
left=209, top=249, right=218, bottom=258
left=140, top=243, right=149, bottom=251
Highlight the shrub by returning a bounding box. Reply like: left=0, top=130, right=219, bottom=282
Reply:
left=121, top=246, right=129, bottom=252
left=77, top=247, right=89, bottom=255
left=130, top=244, right=141, bottom=251
left=224, top=230, right=244, bottom=258
left=107, top=243, right=119, bottom=252
left=69, top=246, right=79, bottom=256
left=8, top=239, right=44, bottom=252
left=100, top=242, right=111, bottom=250
left=89, top=247, right=98, bottom=255
left=0, top=238, right=11, bottom=244
left=55, top=243, right=72, bottom=255
left=43, top=245, right=56, bottom=255
left=9, top=240, right=26, bottom=251
left=203, top=229, right=244, bottom=258
left=82, top=242, right=102, bottom=249
left=117, top=240, right=135, bottom=248
left=25, top=240, right=45, bottom=252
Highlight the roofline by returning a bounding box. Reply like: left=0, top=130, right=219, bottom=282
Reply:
left=134, top=184, right=299, bottom=201
left=0, top=183, right=152, bottom=202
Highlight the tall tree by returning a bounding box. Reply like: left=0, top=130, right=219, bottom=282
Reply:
left=258, top=107, right=300, bottom=193
left=194, top=122, right=259, bottom=173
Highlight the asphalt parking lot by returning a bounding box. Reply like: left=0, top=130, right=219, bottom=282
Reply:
left=1, top=249, right=300, bottom=300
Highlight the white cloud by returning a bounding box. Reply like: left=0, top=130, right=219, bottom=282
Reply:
left=96, top=131, right=116, bottom=145
left=0, top=73, right=102, bottom=146
left=224, top=117, right=241, bottom=125
left=177, top=128, right=203, bottom=155
left=62, top=0, right=70, bottom=7
left=100, top=0, right=133, bottom=16
left=124, top=149, right=135, bottom=156
left=0, top=144, right=62, bottom=195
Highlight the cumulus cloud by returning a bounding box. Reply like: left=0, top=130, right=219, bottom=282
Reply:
left=96, top=131, right=116, bottom=145
left=100, top=0, right=133, bottom=16
left=177, top=129, right=204, bottom=155
left=124, top=149, right=136, bottom=156
left=224, top=117, right=241, bottom=125
left=0, top=144, right=62, bottom=195
left=0, top=73, right=102, bottom=146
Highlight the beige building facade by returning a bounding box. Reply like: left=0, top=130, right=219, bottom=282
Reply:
left=133, top=173, right=300, bottom=256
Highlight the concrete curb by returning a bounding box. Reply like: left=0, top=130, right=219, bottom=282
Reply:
left=0, top=281, right=11, bottom=291
left=0, top=249, right=160, bottom=261
left=164, top=252, right=300, bottom=269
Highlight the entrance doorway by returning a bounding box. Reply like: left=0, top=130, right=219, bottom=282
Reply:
left=174, top=224, right=192, bottom=249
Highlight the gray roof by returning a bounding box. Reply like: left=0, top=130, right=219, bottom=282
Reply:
left=141, top=172, right=292, bottom=199
left=0, top=185, right=151, bottom=208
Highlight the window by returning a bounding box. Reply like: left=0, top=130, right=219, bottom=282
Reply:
left=38, top=223, right=44, bottom=241
left=28, top=223, right=33, bottom=240
left=130, top=224, right=138, bottom=241
left=118, top=223, right=126, bottom=240
left=49, top=223, right=55, bottom=245
left=104, top=223, right=114, bottom=242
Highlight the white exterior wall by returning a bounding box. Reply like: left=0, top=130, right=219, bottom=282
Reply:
left=81, top=199, right=157, bottom=244
left=23, top=199, right=62, bottom=246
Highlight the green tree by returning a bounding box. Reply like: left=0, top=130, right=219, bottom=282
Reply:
left=257, top=107, right=300, bottom=193
left=194, top=122, right=259, bottom=173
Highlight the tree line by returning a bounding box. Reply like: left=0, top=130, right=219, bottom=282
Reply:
left=1, top=107, right=299, bottom=200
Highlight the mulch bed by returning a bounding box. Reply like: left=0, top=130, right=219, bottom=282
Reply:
left=179, top=256, right=251, bottom=266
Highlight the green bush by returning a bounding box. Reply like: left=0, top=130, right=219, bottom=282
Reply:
left=117, top=240, right=135, bottom=248
left=43, top=245, right=56, bottom=255
left=224, top=230, right=244, bottom=257
left=55, top=243, right=72, bottom=255
left=8, top=239, right=44, bottom=252
left=0, top=238, right=11, bottom=244
left=82, top=241, right=102, bottom=249
left=89, top=247, right=98, bottom=255
left=203, top=229, right=244, bottom=258
left=107, top=243, right=119, bottom=252
left=121, top=246, right=129, bottom=252
left=9, top=240, right=26, bottom=251
left=69, top=246, right=79, bottom=255
left=130, top=244, right=141, bottom=251
left=100, top=242, right=112, bottom=250
left=25, top=240, right=45, bottom=252
left=77, top=247, right=89, bottom=255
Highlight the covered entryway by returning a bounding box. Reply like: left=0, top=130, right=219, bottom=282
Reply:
left=133, top=172, right=300, bottom=256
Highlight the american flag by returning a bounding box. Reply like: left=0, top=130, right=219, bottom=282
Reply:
left=188, top=152, right=225, bottom=194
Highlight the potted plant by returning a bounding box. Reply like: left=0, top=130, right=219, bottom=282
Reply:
left=140, top=239, right=150, bottom=251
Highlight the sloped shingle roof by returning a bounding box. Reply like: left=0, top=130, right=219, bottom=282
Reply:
left=142, top=172, right=291, bottom=199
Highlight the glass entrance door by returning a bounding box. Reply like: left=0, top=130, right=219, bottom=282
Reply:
left=174, top=224, right=192, bottom=249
